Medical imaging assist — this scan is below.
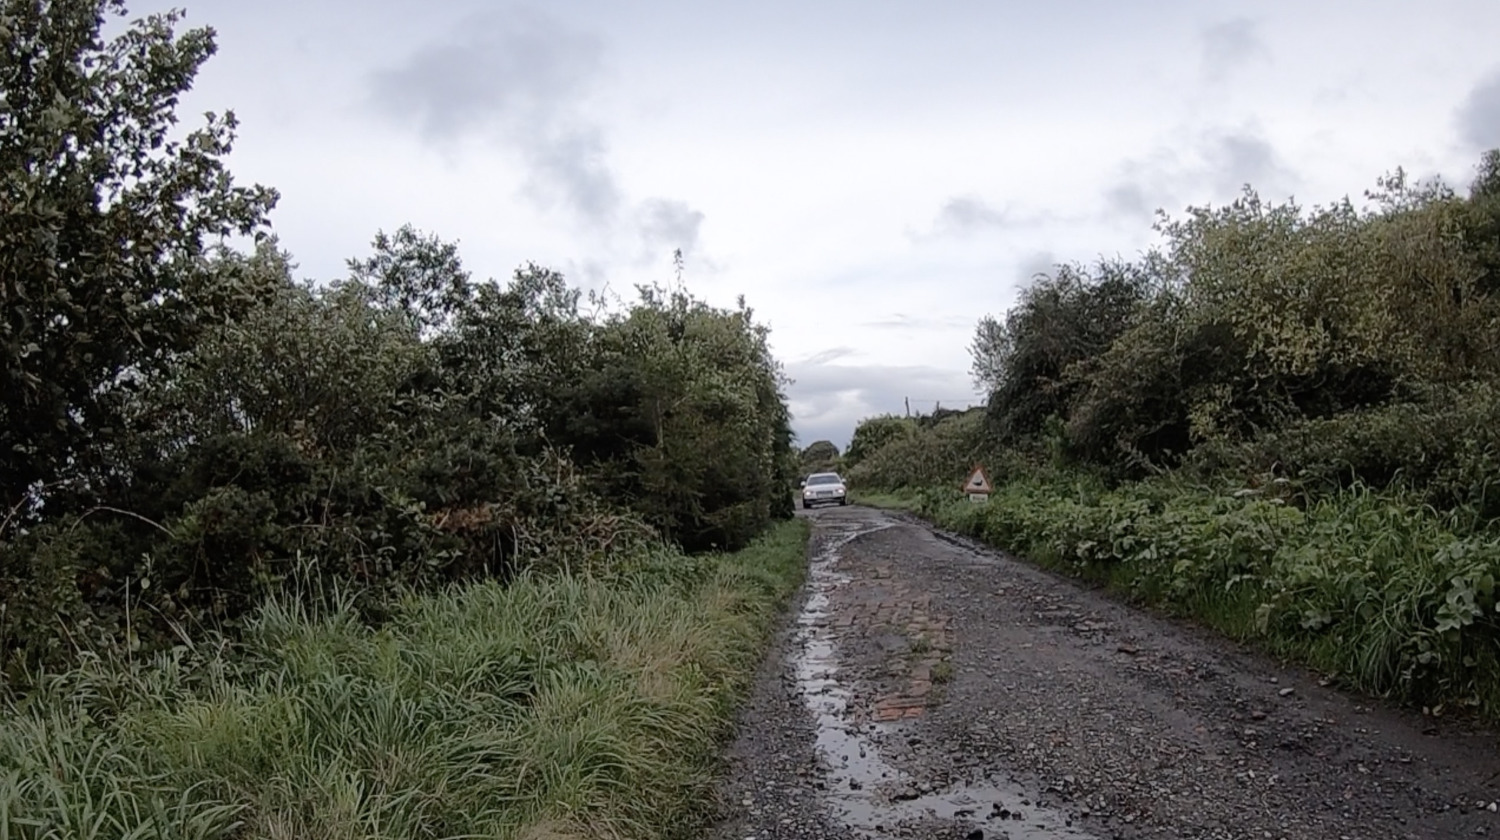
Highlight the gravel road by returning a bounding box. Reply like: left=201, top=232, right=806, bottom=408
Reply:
left=709, top=505, right=1500, bottom=840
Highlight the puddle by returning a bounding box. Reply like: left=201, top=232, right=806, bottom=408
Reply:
left=793, top=514, right=1098, bottom=838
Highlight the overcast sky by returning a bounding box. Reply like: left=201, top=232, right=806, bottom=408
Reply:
left=136, top=0, right=1500, bottom=448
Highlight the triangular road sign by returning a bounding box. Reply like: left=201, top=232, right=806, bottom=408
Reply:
left=962, top=465, right=993, bottom=494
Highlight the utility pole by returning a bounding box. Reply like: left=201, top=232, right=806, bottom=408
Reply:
left=904, top=397, right=910, bottom=417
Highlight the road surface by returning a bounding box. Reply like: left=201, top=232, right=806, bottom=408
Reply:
left=711, top=506, right=1500, bottom=840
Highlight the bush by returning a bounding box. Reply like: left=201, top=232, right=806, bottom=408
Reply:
left=1188, top=381, right=1500, bottom=521
left=843, top=415, right=917, bottom=468
left=925, top=476, right=1500, bottom=716
left=848, top=410, right=988, bottom=491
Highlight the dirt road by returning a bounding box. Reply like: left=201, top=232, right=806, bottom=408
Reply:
left=710, top=506, right=1500, bottom=840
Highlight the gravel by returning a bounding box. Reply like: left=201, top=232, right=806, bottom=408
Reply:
left=709, top=506, right=1500, bottom=840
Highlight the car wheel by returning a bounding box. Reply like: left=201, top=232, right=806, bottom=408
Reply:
left=839, top=498, right=847, bottom=506
left=802, top=501, right=811, bottom=510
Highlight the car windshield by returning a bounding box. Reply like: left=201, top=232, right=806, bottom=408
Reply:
left=807, top=475, right=842, bottom=485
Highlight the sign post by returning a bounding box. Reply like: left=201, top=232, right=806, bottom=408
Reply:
left=962, top=465, right=993, bottom=503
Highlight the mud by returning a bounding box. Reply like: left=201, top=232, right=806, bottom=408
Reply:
left=711, top=506, right=1500, bottom=840
left=792, top=514, right=1092, bottom=838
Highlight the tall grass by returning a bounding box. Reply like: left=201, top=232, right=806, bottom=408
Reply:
left=0, top=520, right=808, bottom=839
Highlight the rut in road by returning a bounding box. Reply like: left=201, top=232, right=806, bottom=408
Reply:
left=711, top=506, right=1500, bottom=840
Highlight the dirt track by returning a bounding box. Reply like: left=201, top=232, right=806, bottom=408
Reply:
left=710, top=505, right=1500, bottom=840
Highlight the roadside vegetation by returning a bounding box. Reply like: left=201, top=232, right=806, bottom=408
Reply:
left=849, top=151, right=1500, bottom=719
left=0, top=3, right=805, bottom=836
left=0, top=520, right=807, bottom=839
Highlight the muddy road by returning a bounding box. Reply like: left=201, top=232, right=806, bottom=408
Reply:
left=710, top=506, right=1500, bottom=840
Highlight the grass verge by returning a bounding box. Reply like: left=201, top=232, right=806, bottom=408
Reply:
left=0, top=519, right=809, bottom=840
left=848, top=490, right=924, bottom=512
left=897, top=476, right=1500, bottom=720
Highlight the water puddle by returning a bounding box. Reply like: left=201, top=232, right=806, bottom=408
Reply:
left=793, top=514, right=1097, bottom=838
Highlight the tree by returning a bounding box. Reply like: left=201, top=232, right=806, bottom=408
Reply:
left=798, top=440, right=840, bottom=475
left=0, top=0, right=278, bottom=518
left=549, top=287, right=793, bottom=551
left=139, top=242, right=433, bottom=457
left=844, top=415, right=916, bottom=468
left=974, top=261, right=1150, bottom=443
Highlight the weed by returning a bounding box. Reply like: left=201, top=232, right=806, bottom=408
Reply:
left=931, top=661, right=954, bottom=684
left=0, top=520, right=809, bottom=839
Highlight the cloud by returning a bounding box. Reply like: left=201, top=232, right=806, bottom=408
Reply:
left=1208, top=131, right=1284, bottom=195
left=637, top=198, right=706, bottom=261
left=1457, top=69, right=1500, bottom=150
left=785, top=358, right=981, bottom=449
left=1015, top=250, right=1056, bottom=283
left=1104, top=180, right=1157, bottom=223
left=919, top=195, right=1057, bottom=240
left=934, top=195, right=1011, bottom=235
left=1104, top=146, right=1180, bottom=223
left=369, top=7, right=621, bottom=225
left=1202, top=18, right=1267, bottom=83
left=859, top=314, right=972, bottom=330
left=1103, top=125, right=1294, bottom=223
left=799, top=347, right=858, bottom=365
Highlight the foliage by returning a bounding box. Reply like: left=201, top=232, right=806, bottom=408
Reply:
left=971, top=260, right=1151, bottom=443
left=843, top=415, right=916, bottom=468
left=0, top=1, right=797, bottom=675
left=2, top=224, right=797, bottom=675
left=548, top=287, right=795, bottom=552
left=1186, top=381, right=1500, bottom=521
left=852, top=150, right=1500, bottom=721
left=0, top=6, right=806, bottom=837
left=0, top=520, right=809, bottom=840
left=920, top=477, right=1500, bottom=716
left=963, top=157, right=1500, bottom=478
left=0, top=0, right=278, bottom=518
left=846, top=409, right=992, bottom=491
left=798, top=440, right=841, bottom=477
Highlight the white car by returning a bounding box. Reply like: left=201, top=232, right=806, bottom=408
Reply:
left=801, top=472, right=848, bottom=509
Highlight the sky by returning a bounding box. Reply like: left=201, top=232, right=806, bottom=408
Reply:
left=131, top=0, right=1500, bottom=449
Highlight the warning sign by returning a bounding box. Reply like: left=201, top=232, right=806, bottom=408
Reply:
left=962, top=465, right=993, bottom=495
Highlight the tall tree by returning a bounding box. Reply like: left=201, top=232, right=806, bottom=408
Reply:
left=0, top=0, right=277, bottom=518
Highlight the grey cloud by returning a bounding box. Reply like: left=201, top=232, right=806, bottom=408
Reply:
left=1458, top=69, right=1500, bottom=150
left=1209, top=131, right=1284, bottom=195
left=524, top=125, right=620, bottom=224
left=786, top=359, right=980, bottom=449
left=935, top=195, right=1010, bottom=235
left=1016, top=250, right=1056, bottom=283
left=1202, top=18, right=1266, bottom=83
left=1104, top=181, right=1155, bottom=223
left=1103, top=126, right=1294, bottom=223
left=637, top=198, right=706, bottom=260
left=923, top=195, right=1055, bottom=240
left=860, top=314, right=971, bottom=330
left=800, top=347, right=858, bottom=366
left=370, top=7, right=599, bottom=137
left=370, top=7, right=621, bottom=225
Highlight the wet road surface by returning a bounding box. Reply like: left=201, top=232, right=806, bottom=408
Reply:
left=710, top=506, right=1500, bottom=840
